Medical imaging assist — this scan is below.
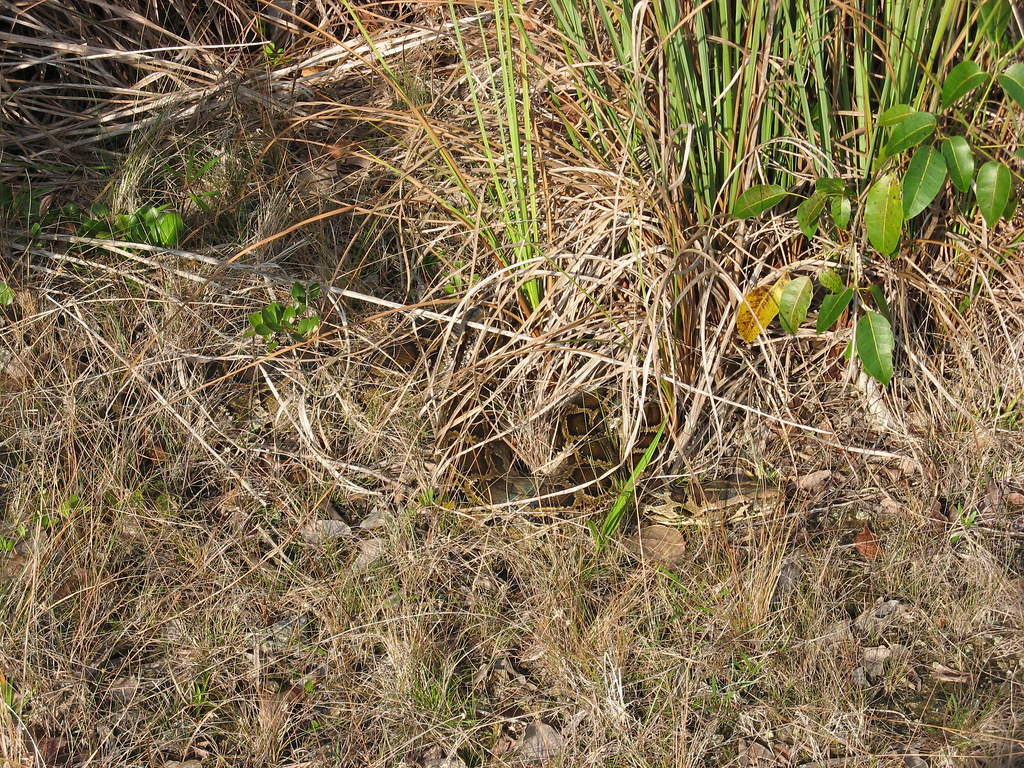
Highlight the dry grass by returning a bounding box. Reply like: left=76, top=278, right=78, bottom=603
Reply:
left=2, top=1, right=1024, bottom=766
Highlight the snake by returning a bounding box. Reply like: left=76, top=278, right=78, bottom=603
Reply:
left=206, top=315, right=785, bottom=529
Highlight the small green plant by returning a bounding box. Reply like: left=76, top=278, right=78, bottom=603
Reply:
left=442, top=260, right=480, bottom=296
left=263, top=42, right=288, bottom=67
left=245, top=282, right=322, bottom=351
left=164, top=151, right=222, bottom=213
left=950, top=503, right=979, bottom=544
left=733, top=60, right=1024, bottom=386
left=80, top=203, right=185, bottom=247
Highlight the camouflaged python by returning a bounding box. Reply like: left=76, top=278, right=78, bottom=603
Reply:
left=210, top=315, right=784, bottom=528
left=430, top=313, right=784, bottom=525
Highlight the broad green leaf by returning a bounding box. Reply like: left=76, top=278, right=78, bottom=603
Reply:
left=0, top=282, right=14, bottom=307
left=868, top=284, right=892, bottom=322
left=830, top=195, right=851, bottom=230
left=941, top=61, right=988, bottom=109
left=882, top=112, right=936, bottom=158
left=136, top=205, right=161, bottom=225
left=291, top=282, right=304, bottom=301
left=878, top=104, right=916, bottom=126
left=998, top=63, right=1024, bottom=110
left=154, top=211, right=184, bottom=246
left=976, top=161, right=1012, bottom=227
left=737, top=279, right=787, bottom=343
left=865, top=173, right=903, bottom=255
left=816, top=288, right=854, bottom=332
left=297, top=317, right=320, bottom=335
left=903, top=146, right=947, bottom=218
left=308, top=283, right=321, bottom=299
left=797, top=192, right=829, bottom=238
left=263, top=302, right=283, bottom=327
left=980, top=0, right=1012, bottom=45
left=818, top=267, right=844, bottom=293
left=733, top=185, right=788, bottom=218
left=778, top=276, right=813, bottom=334
left=941, top=137, right=975, bottom=192
left=856, top=311, right=894, bottom=385
left=248, top=311, right=266, bottom=328
left=252, top=324, right=273, bottom=337
left=815, top=178, right=848, bottom=196
left=282, top=305, right=296, bottom=323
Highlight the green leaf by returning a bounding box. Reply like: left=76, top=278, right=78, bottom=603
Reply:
left=856, top=311, right=894, bottom=385
left=135, top=205, right=161, bottom=226
left=865, top=173, right=903, bottom=255
left=308, top=283, right=321, bottom=299
left=815, top=178, right=848, bottom=196
left=980, top=0, right=1012, bottom=45
left=778, top=276, right=813, bottom=334
left=941, top=61, right=988, bottom=109
left=600, top=420, right=665, bottom=542
left=868, top=284, right=892, bottom=322
left=296, top=316, right=320, bottom=336
left=998, top=63, right=1024, bottom=111
left=830, top=195, right=851, bottom=230
left=816, top=288, right=854, bottom=332
left=248, top=311, right=266, bottom=328
left=903, top=146, right=947, bottom=218
left=976, top=161, right=1012, bottom=227
left=154, top=211, right=184, bottom=246
left=0, top=281, right=14, bottom=307
left=252, top=324, right=273, bottom=337
left=878, top=104, right=916, bottom=126
left=282, top=305, right=296, bottom=324
left=882, top=112, right=936, bottom=158
left=797, top=192, right=829, bottom=238
left=818, top=267, right=844, bottom=293
left=291, top=282, right=305, bottom=302
left=941, top=137, right=975, bottom=193
left=263, top=302, right=283, bottom=327
left=733, top=185, right=788, bottom=218
left=80, top=218, right=112, bottom=237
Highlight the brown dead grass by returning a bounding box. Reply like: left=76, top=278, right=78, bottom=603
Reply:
left=2, top=2, right=1024, bottom=767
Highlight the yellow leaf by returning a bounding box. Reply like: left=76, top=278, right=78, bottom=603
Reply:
left=736, top=278, right=788, bottom=343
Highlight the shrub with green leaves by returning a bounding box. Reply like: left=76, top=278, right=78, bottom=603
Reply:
left=733, top=58, right=1024, bottom=385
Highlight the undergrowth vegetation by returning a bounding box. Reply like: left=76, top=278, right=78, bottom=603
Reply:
left=1, top=0, right=1024, bottom=766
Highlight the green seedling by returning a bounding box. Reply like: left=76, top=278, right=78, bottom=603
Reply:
left=949, top=503, right=979, bottom=544
left=245, top=282, right=322, bottom=351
